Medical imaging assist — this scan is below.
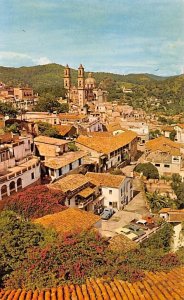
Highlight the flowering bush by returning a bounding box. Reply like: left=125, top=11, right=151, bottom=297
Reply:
left=4, top=185, right=67, bottom=219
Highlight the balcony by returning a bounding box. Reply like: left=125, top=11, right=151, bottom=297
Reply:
left=78, top=195, right=104, bottom=209
left=0, top=157, right=40, bottom=184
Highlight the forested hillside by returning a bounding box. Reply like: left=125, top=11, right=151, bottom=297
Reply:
left=0, top=64, right=184, bottom=115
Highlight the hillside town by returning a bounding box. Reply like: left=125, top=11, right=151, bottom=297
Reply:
left=0, top=64, right=184, bottom=298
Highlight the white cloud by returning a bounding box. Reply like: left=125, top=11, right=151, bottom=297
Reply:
left=0, top=51, right=32, bottom=60
left=0, top=51, right=52, bottom=67
left=33, top=56, right=52, bottom=65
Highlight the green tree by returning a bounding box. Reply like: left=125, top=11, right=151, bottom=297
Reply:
left=5, top=122, right=20, bottom=134
left=134, top=163, right=159, bottom=179
left=169, top=130, right=176, bottom=141
left=140, top=223, right=174, bottom=252
left=68, top=142, right=78, bottom=152
left=37, top=121, right=60, bottom=137
left=146, top=192, right=175, bottom=212
left=173, top=182, right=184, bottom=209
left=171, top=174, right=184, bottom=208
left=0, top=210, right=56, bottom=282
left=33, top=94, right=68, bottom=113
left=0, top=103, right=18, bottom=118
left=149, top=129, right=162, bottom=139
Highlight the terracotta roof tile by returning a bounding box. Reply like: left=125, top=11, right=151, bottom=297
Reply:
left=54, top=125, right=76, bottom=136
left=34, top=136, right=69, bottom=146
left=59, top=114, right=87, bottom=121
left=34, top=208, right=100, bottom=235
left=77, top=187, right=95, bottom=198
left=86, top=172, right=126, bottom=188
left=44, top=151, right=86, bottom=169
left=50, top=174, right=90, bottom=193
left=76, top=130, right=137, bottom=154
left=146, top=136, right=181, bottom=156
left=1, top=267, right=184, bottom=299
left=176, top=124, right=184, bottom=129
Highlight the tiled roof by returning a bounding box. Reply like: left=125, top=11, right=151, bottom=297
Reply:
left=162, top=125, right=174, bottom=132
left=34, top=208, right=100, bottom=235
left=146, top=136, right=181, bottom=156
left=169, top=212, right=184, bottom=222
left=59, top=113, right=87, bottom=120
left=86, top=131, right=113, bottom=137
left=106, top=122, right=123, bottom=132
left=159, top=208, right=174, bottom=213
left=34, top=136, right=69, bottom=146
left=77, top=187, right=95, bottom=198
left=176, top=124, right=184, bottom=129
left=86, top=172, right=126, bottom=188
left=44, top=151, right=86, bottom=169
left=55, top=125, right=76, bottom=136
left=50, top=174, right=90, bottom=193
left=76, top=130, right=137, bottom=154
left=159, top=208, right=184, bottom=222
left=35, top=144, right=58, bottom=157
left=1, top=267, right=184, bottom=300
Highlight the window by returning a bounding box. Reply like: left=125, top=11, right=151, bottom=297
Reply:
left=31, top=172, right=35, bottom=180
left=155, top=163, right=160, bottom=167
left=50, top=169, right=55, bottom=176
left=112, top=202, right=117, bottom=208
left=109, top=189, right=112, bottom=195
left=79, top=158, right=82, bottom=165
left=69, top=163, right=72, bottom=171
left=59, top=168, right=62, bottom=176
left=164, top=164, right=170, bottom=168
left=109, top=202, right=112, bottom=206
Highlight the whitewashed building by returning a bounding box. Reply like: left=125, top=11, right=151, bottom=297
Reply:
left=85, top=172, right=133, bottom=210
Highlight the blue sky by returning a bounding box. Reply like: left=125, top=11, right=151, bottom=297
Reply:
left=0, top=0, right=184, bottom=75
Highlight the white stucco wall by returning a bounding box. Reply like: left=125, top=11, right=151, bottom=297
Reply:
left=0, top=164, right=40, bottom=200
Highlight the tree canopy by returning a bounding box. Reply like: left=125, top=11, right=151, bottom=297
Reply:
left=134, top=163, right=159, bottom=179
left=37, top=121, right=60, bottom=137
left=0, top=103, right=18, bottom=118
left=33, top=94, right=69, bottom=113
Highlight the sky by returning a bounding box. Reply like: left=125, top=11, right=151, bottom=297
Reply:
left=0, top=0, right=184, bottom=76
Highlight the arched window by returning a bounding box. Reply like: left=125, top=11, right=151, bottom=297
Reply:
left=9, top=181, right=15, bottom=193
left=1, top=185, right=7, bottom=198
left=17, top=178, right=22, bottom=190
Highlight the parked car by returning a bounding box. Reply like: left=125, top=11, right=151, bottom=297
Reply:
left=101, top=208, right=114, bottom=220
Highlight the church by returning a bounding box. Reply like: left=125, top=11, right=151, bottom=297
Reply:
left=64, top=64, right=108, bottom=110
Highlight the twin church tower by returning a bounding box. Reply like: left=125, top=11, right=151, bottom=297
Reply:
left=64, top=64, right=107, bottom=109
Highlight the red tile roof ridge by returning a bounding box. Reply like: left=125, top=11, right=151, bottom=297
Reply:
left=1, top=267, right=184, bottom=300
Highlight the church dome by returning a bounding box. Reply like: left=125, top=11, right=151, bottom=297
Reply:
left=85, top=73, right=96, bottom=88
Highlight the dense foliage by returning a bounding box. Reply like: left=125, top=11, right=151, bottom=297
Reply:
left=37, top=121, right=60, bottom=137
left=33, top=94, right=69, bottom=113
left=134, top=162, right=159, bottom=179
left=146, top=192, right=175, bottom=213
left=0, top=64, right=184, bottom=115
left=0, top=211, right=56, bottom=284
left=4, top=185, right=66, bottom=219
left=0, top=206, right=182, bottom=290
left=0, top=102, right=18, bottom=117
left=140, top=223, right=174, bottom=251
left=171, top=174, right=184, bottom=208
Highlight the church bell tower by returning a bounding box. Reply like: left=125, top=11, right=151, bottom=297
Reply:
left=77, top=64, right=85, bottom=107
left=64, top=64, right=71, bottom=90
